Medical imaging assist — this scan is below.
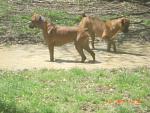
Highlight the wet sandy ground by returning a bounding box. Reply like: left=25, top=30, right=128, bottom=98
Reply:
left=0, top=41, right=150, bottom=70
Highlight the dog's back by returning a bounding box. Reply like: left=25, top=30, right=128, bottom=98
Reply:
left=47, top=24, right=89, bottom=46
left=79, top=14, right=105, bottom=37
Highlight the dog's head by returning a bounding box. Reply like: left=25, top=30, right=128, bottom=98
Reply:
left=120, top=18, right=130, bottom=33
left=29, top=13, right=46, bottom=29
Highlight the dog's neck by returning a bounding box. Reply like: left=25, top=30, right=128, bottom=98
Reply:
left=40, top=21, right=50, bottom=42
left=41, top=21, right=56, bottom=43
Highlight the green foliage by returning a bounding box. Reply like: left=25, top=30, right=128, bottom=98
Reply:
left=0, top=0, right=149, bottom=44
left=0, top=68, right=149, bottom=113
left=0, top=0, right=81, bottom=41
left=105, top=0, right=149, bottom=2
left=127, top=0, right=149, bottom=2
left=0, top=0, right=12, bottom=17
left=115, top=105, right=135, bottom=113
left=143, top=19, right=150, bottom=26
left=33, top=8, right=81, bottom=26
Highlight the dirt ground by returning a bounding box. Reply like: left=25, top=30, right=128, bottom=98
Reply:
left=0, top=41, right=150, bottom=70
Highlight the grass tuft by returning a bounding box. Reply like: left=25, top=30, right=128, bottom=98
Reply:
left=0, top=68, right=149, bottom=113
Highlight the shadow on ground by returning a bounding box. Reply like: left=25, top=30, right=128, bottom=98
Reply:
left=49, top=59, right=101, bottom=64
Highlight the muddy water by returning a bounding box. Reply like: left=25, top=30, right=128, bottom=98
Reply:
left=0, top=41, right=150, bottom=70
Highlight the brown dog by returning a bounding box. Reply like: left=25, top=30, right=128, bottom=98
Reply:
left=79, top=14, right=130, bottom=52
left=29, top=13, right=95, bottom=63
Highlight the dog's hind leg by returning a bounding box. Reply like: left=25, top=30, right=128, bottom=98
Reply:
left=75, top=42, right=86, bottom=63
left=83, top=41, right=95, bottom=62
left=90, top=32, right=95, bottom=49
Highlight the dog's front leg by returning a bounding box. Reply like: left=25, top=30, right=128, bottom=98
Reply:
left=48, top=45, right=54, bottom=62
left=107, top=42, right=111, bottom=52
left=112, top=40, right=116, bottom=52
left=102, top=34, right=112, bottom=52
left=107, top=39, right=117, bottom=52
left=106, top=39, right=112, bottom=52
left=91, top=32, right=95, bottom=49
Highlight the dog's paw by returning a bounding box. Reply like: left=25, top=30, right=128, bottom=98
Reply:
left=81, top=57, right=86, bottom=63
left=81, top=60, right=85, bottom=63
left=50, top=59, right=54, bottom=62
left=88, top=60, right=95, bottom=63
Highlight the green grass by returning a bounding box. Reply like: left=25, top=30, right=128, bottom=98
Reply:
left=0, top=0, right=81, bottom=40
left=0, top=0, right=149, bottom=43
left=0, top=68, right=149, bottom=113
left=0, top=0, right=12, bottom=17
left=9, top=9, right=81, bottom=34
left=33, top=8, right=81, bottom=26
left=143, top=19, right=150, bottom=26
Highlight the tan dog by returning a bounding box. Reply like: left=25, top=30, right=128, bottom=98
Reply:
left=79, top=14, right=130, bottom=52
left=29, top=14, right=95, bottom=63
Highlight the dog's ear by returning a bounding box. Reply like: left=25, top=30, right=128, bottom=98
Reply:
left=121, top=18, right=129, bottom=25
left=121, top=18, right=126, bottom=25
left=39, top=16, right=46, bottom=22
left=82, top=13, right=86, bottom=17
